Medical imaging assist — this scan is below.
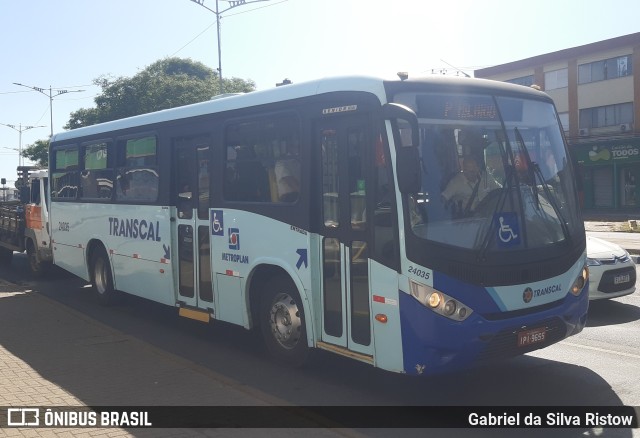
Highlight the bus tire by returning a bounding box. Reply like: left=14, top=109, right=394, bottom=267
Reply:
left=90, top=249, right=119, bottom=306
left=259, top=277, right=309, bottom=367
left=0, top=247, right=13, bottom=265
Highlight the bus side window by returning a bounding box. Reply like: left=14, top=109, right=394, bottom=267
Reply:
left=224, top=115, right=300, bottom=204
left=225, top=145, right=269, bottom=202
left=115, top=136, right=159, bottom=202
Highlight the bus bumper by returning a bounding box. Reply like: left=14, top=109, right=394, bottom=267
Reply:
left=398, top=285, right=589, bottom=376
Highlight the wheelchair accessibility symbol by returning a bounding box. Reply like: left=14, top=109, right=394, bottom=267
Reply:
left=494, top=213, right=520, bottom=247
left=211, top=210, right=224, bottom=236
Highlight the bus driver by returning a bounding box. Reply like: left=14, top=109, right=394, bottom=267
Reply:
left=442, top=155, right=501, bottom=216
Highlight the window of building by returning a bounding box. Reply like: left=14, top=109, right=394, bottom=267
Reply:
left=505, top=75, right=534, bottom=87
left=578, top=55, right=632, bottom=84
left=545, top=68, right=568, bottom=90
left=115, top=135, right=159, bottom=202
left=579, top=102, right=634, bottom=129
left=224, top=115, right=300, bottom=203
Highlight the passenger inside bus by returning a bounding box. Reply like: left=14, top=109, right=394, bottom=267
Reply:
left=274, top=141, right=301, bottom=202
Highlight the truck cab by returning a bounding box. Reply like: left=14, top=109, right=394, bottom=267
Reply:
left=23, top=169, right=52, bottom=276
left=0, top=167, right=52, bottom=276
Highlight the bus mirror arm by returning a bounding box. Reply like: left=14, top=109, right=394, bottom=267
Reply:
left=382, top=103, right=421, bottom=193
left=396, top=147, right=421, bottom=193
left=382, top=103, right=419, bottom=147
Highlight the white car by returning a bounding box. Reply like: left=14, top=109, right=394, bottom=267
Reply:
left=586, top=236, right=637, bottom=300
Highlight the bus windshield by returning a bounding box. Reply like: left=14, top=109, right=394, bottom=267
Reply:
left=394, top=92, right=581, bottom=251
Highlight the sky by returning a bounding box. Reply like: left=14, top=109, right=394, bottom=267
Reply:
left=1, top=0, right=639, bottom=185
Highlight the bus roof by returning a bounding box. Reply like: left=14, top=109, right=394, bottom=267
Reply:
left=50, top=75, right=549, bottom=143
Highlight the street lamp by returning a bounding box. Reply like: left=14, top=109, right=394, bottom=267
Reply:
left=0, top=123, right=45, bottom=167
left=12, top=83, right=84, bottom=137
left=188, top=0, right=271, bottom=94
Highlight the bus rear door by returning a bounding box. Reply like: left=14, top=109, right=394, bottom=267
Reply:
left=172, top=136, right=214, bottom=316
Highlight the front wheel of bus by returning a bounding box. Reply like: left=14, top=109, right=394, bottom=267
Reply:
left=91, top=250, right=119, bottom=306
left=260, top=277, right=309, bottom=367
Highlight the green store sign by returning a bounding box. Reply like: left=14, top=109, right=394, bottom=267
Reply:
left=575, top=142, right=640, bottom=166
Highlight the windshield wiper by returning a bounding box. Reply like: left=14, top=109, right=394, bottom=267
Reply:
left=477, top=160, right=517, bottom=261
left=477, top=101, right=527, bottom=260
left=515, top=128, right=571, bottom=240
left=514, top=128, right=540, bottom=209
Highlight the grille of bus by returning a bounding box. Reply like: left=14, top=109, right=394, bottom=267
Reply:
left=446, top=261, right=559, bottom=287
left=481, top=299, right=564, bottom=321
left=475, top=317, right=566, bottom=363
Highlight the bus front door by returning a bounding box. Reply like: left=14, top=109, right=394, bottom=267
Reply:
left=173, top=136, right=214, bottom=314
left=317, top=116, right=373, bottom=357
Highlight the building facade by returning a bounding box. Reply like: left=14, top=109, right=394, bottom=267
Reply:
left=475, top=32, right=640, bottom=214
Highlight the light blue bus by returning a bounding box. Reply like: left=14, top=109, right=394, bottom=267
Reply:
left=49, top=75, right=588, bottom=375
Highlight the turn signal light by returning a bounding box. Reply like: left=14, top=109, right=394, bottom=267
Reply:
left=375, top=314, right=388, bottom=323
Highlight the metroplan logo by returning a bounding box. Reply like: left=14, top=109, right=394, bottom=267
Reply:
left=228, top=228, right=240, bottom=250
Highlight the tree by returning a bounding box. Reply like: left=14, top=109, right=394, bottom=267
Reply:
left=65, top=57, right=256, bottom=129
left=21, top=139, right=49, bottom=168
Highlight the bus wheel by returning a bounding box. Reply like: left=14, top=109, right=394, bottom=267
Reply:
left=259, top=277, right=309, bottom=367
left=90, top=249, right=118, bottom=306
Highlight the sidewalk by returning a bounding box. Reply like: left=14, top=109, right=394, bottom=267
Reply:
left=0, top=282, right=345, bottom=438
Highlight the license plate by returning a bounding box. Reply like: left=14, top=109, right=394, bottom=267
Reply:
left=614, top=273, right=630, bottom=285
left=517, top=327, right=546, bottom=347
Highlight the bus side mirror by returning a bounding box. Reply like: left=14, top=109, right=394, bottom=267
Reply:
left=396, top=147, right=421, bottom=193
left=382, top=103, right=419, bottom=147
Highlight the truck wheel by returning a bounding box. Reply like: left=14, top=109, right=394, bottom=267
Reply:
left=0, top=247, right=13, bottom=265
left=259, top=277, right=309, bottom=367
left=27, top=245, right=47, bottom=278
left=90, top=249, right=119, bottom=306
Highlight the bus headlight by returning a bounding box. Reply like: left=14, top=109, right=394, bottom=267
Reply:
left=443, top=300, right=457, bottom=316
left=409, top=279, right=473, bottom=321
left=570, top=265, right=589, bottom=296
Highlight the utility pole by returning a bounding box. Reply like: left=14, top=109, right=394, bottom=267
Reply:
left=0, top=123, right=45, bottom=167
left=188, top=0, right=271, bottom=94
left=13, top=83, right=84, bottom=137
